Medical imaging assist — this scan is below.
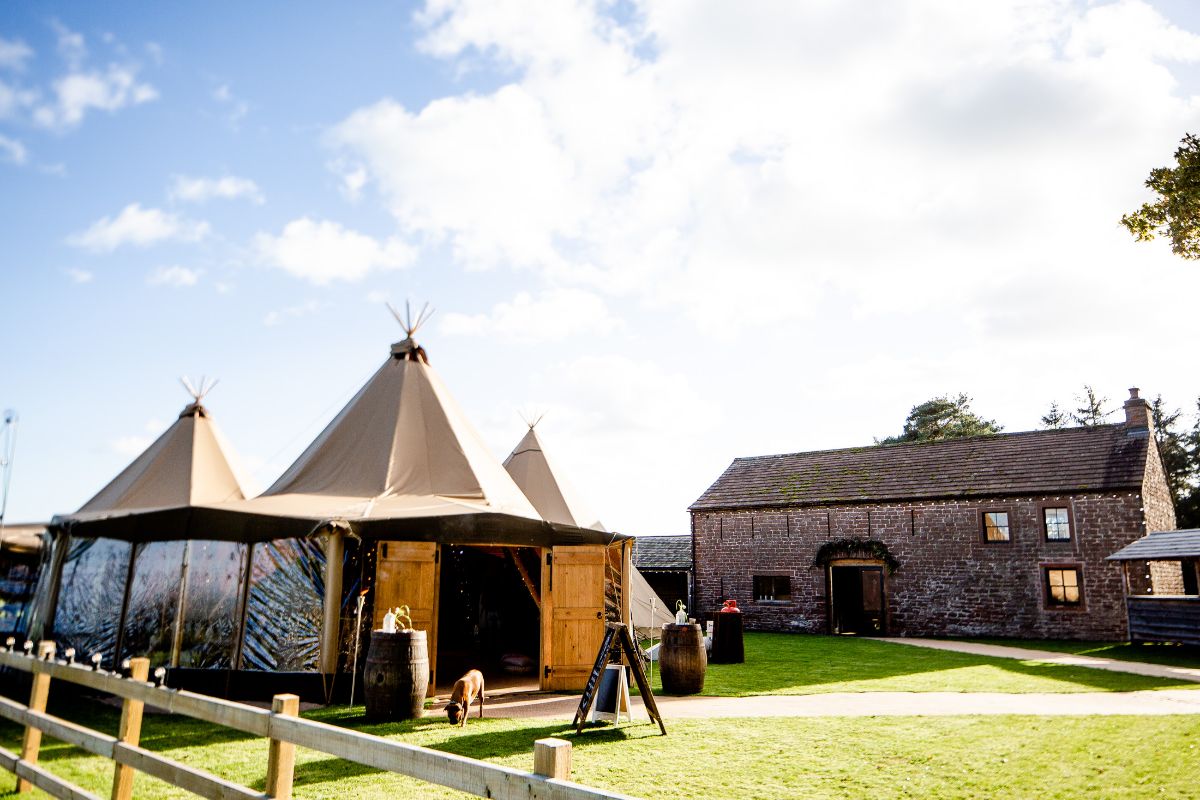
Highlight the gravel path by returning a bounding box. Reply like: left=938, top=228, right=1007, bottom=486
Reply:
left=434, top=687, right=1200, bottom=720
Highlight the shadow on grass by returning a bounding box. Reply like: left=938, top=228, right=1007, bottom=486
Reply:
left=961, top=637, right=1200, bottom=669
left=287, top=714, right=654, bottom=789
left=639, top=633, right=1198, bottom=696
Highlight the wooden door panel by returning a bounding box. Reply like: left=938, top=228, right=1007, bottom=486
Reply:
left=542, top=545, right=606, bottom=691
left=374, top=540, right=439, bottom=689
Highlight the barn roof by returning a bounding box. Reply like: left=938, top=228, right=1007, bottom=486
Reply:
left=633, top=535, right=692, bottom=570
left=691, top=424, right=1151, bottom=511
left=1107, top=530, right=1200, bottom=561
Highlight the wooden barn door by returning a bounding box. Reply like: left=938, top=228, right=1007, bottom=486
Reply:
left=374, top=541, right=440, bottom=689
left=541, top=545, right=606, bottom=691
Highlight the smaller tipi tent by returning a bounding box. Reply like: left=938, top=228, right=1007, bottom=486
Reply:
left=37, top=382, right=256, bottom=668
left=502, top=422, right=671, bottom=637
left=502, top=423, right=605, bottom=532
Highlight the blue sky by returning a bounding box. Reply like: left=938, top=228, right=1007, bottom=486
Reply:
left=3, top=0, right=1200, bottom=535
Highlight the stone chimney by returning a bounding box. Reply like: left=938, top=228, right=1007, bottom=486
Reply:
left=1123, top=387, right=1152, bottom=431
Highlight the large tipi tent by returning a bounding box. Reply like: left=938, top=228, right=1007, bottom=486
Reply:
left=502, top=423, right=671, bottom=639
left=206, top=323, right=627, bottom=691
left=37, top=320, right=629, bottom=697
left=35, top=383, right=260, bottom=670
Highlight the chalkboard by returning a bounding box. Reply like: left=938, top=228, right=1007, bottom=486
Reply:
left=573, top=622, right=666, bottom=735
left=591, top=665, right=629, bottom=722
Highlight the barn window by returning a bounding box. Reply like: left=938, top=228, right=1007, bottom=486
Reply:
left=1043, top=507, right=1071, bottom=541
left=1044, top=567, right=1082, bottom=607
left=982, top=511, right=1011, bottom=542
left=754, top=575, right=791, bottom=602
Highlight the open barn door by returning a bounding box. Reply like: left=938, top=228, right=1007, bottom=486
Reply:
left=541, top=545, right=606, bottom=691
left=375, top=541, right=440, bottom=690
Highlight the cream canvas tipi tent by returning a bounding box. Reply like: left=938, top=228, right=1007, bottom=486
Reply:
left=38, top=381, right=257, bottom=667
left=502, top=422, right=672, bottom=637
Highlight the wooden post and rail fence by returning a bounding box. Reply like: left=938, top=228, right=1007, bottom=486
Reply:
left=0, top=642, right=639, bottom=800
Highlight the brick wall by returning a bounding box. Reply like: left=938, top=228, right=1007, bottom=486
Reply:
left=693, top=491, right=1150, bottom=640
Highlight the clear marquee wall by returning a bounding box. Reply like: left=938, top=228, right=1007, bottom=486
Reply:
left=29, top=534, right=358, bottom=672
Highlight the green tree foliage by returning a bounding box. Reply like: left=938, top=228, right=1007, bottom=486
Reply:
left=1122, top=133, right=1200, bottom=259
left=1175, top=399, right=1200, bottom=529
left=1040, top=402, right=1068, bottom=430
left=1071, top=385, right=1112, bottom=426
left=878, top=393, right=1002, bottom=444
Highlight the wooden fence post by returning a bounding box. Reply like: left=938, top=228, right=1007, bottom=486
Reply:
left=266, top=693, right=300, bottom=800
left=111, top=657, right=150, bottom=800
left=16, top=641, right=56, bottom=794
left=533, top=738, right=572, bottom=781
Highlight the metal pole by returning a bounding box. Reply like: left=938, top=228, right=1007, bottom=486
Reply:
left=0, top=410, right=18, bottom=553
left=350, top=591, right=366, bottom=708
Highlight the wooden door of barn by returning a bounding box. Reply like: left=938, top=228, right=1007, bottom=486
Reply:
left=374, top=541, right=440, bottom=689
left=540, top=545, right=607, bottom=691
left=829, top=564, right=885, bottom=635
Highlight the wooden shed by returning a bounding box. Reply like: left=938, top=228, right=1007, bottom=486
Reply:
left=1108, top=529, right=1200, bottom=646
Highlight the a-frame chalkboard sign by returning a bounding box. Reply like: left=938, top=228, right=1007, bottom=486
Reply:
left=573, top=622, right=666, bottom=735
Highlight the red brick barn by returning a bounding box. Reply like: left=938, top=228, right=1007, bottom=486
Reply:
left=689, top=389, right=1176, bottom=640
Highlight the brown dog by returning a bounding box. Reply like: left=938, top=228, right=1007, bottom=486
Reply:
left=445, top=669, right=485, bottom=726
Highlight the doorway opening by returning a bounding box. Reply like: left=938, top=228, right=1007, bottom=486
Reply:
left=436, top=546, right=541, bottom=691
left=829, top=564, right=885, bottom=635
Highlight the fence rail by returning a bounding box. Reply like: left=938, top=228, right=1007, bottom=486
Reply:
left=0, top=643, right=638, bottom=800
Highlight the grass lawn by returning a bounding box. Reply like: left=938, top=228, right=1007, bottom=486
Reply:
left=1, top=697, right=1197, bottom=799
left=958, top=638, right=1200, bottom=670
left=641, top=633, right=1200, bottom=696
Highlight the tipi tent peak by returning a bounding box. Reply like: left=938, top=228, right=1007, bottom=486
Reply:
left=503, top=422, right=606, bottom=533
left=60, top=382, right=251, bottom=523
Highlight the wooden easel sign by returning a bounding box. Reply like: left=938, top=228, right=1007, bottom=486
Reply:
left=573, top=622, right=666, bottom=735
left=590, top=664, right=631, bottom=723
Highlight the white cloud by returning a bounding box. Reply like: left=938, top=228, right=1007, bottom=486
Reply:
left=147, top=265, right=202, bottom=287
left=0, top=37, right=34, bottom=71
left=263, top=300, right=320, bottom=327
left=50, top=20, right=86, bottom=69
left=0, top=80, right=37, bottom=119
left=65, top=267, right=93, bottom=284
left=34, top=64, right=158, bottom=129
left=145, top=42, right=164, bottom=66
left=212, top=83, right=248, bottom=128
left=254, top=217, right=415, bottom=284
left=69, top=203, right=210, bottom=252
left=169, top=174, right=264, bottom=204
left=331, top=0, right=1200, bottom=329
left=0, top=134, right=27, bottom=165
left=441, top=288, right=622, bottom=342
left=111, top=435, right=152, bottom=457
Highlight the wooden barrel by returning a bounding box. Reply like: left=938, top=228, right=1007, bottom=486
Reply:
left=659, top=623, right=706, bottom=695
left=364, top=630, right=429, bottom=719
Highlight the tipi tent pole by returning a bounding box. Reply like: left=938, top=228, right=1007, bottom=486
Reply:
left=621, top=540, right=633, bottom=626
left=112, top=543, right=139, bottom=667
left=320, top=531, right=345, bottom=675
left=170, top=541, right=192, bottom=667
left=232, top=543, right=255, bottom=672
left=36, top=532, right=69, bottom=641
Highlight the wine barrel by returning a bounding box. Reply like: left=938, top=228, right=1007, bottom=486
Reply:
left=364, top=630, right=429, bottom=719
left=659, top=623, right=706, bottom=695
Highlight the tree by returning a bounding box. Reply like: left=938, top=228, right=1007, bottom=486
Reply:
left=1177, top=398, right=1200, bottom=529
left=1122, top=133, right=1200, bottom=259
left=878, top=393, right=1003, bottom=444
left=1152, top=395, right=1193, bottom=508
left=1071, top=385, right=1111, bottom=427
left=1040, top=402, right=1068, bottom=430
